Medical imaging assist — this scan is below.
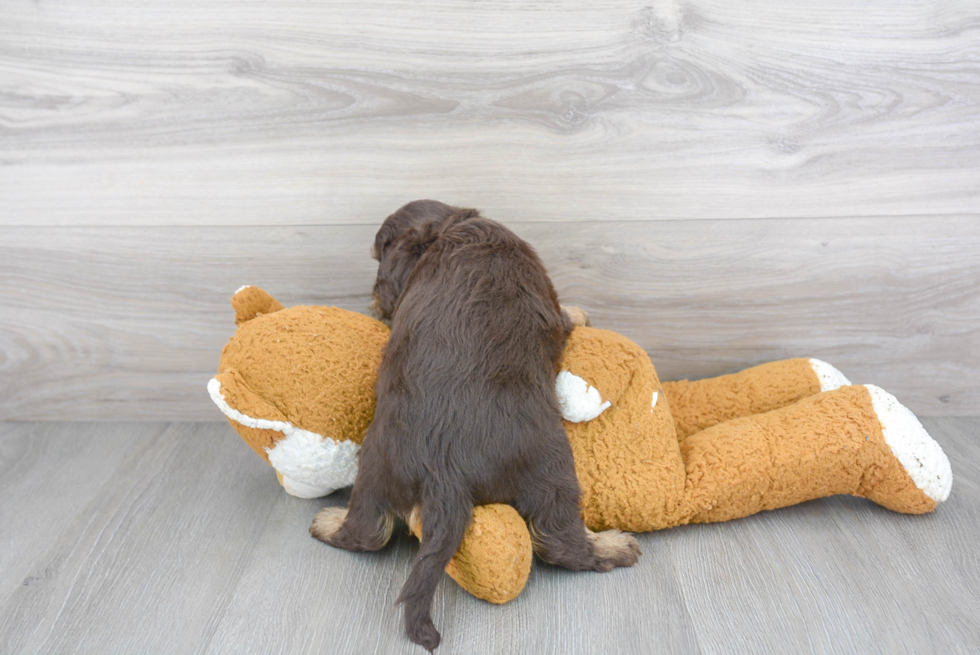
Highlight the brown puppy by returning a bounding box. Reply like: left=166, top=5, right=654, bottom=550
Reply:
left=311, top=200, right=639, bottom=651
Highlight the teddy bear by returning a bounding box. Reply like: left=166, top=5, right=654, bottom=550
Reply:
left=209, top=286, right=952, bottom=604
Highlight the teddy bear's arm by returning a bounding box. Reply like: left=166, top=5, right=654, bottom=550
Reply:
left=556, top=327, right=653, bottom=419
left=662, top=358, right=849, bottom=440
left=555, top=371, right=611, bottom=422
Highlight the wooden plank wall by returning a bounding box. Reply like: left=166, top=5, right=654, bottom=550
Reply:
left=1, top=0, right=978, bottom=419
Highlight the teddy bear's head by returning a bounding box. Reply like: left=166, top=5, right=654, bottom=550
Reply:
left=208, top=286, right=390, bottom=497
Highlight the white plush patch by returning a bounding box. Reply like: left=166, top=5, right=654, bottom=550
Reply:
left=266, top=429, right=360, bottom=498
left=555, top=371, right=611, bottom=423
left=651, top=391, right=659, bottom=410
left=809, top=358, right=852, bottom=391
left=864, top=384, right=952, bottom=502
left=280, top=475, right=342, bottom=499
left=234, top=285, right=252, bottom=295
left=207, top=378, right=359, bottom=498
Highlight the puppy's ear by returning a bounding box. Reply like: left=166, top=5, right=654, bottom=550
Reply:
left=373, top=221, right=441, bottom=321
left=405, top=220, right=441, bottom=258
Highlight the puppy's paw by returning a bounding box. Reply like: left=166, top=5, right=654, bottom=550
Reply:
left=588, top=528, right=641, bottom=571
left=310, top=507, right=348, bottom=543
left=562, top=305, right=591, bottom=328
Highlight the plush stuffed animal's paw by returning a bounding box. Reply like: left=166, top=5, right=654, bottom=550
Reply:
left=555, top=371, right=611, bottom=422
left=587, top=528, right=641, bottom=571
left=865, top=384, right=952, bottom=503
left=809, top=358, right=852, bottom=391
left=409, top=504, right=533, bottom=605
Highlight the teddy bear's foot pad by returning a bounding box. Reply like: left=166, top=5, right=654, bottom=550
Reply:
left=865, top=384, right=952, bottom=503
left=809, top=358, right=852, bottom=391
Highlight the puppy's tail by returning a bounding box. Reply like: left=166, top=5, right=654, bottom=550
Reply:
left=397, top=490, right=472, bottom=652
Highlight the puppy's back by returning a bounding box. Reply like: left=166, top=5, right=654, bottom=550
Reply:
left=386, top=215, right=566, bottom=387
left=370, top=210, right=576, bottom=650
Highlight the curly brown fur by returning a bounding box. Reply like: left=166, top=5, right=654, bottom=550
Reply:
left=317, top=199, right=639, bottom=651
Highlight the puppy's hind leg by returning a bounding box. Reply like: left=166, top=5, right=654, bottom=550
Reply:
left=310, top=479, right=394, bottom=552
left=517, top=467, right=639, bottom=572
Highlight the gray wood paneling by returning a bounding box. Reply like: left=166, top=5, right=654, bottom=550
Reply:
left=1, top=0, right=978, bottom=226
left=2, top=216, right=977, bottom=420
left=0, top=419, right=977, bottom=653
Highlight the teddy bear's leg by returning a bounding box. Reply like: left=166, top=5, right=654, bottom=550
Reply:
left=675, top=385, right=952, bottom=525
left=662, top=358, right=851, bottom=440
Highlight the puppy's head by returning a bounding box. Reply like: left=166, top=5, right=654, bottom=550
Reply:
left=371, top=200, right=459, bottom=322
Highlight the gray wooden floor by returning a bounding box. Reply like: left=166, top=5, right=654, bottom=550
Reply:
left=1, top=419, right=977, bottom=654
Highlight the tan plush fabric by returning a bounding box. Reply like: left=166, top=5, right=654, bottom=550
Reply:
left=213, top=294, right=944, bottom=605
left=213, top=369, right=290, bottom=463
left=218, top=300, right=388, bottom=446
left=559, top=328, right=937, bottom=531
left=560, top=328, right=685, bottom=532
left=410, top=504, right=532, bottom=605
left=679, top=384, right=937, bottom=524
left=662, top=358, right=822, bottom=440
left=233, top=285, right=284, bottom=325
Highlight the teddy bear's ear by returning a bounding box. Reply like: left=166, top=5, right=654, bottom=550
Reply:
left=231, top=286, right=285, bottom=325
